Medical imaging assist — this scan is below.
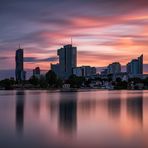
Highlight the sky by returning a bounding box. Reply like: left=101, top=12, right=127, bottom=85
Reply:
left=0, top=0, right=148, bottom=78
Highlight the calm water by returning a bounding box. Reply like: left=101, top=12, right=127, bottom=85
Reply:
left=0, top=90, right=148, bottom=148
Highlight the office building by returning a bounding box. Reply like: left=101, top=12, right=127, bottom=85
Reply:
left=127, top=55, right=143, bottom=75
left=131, top=59, right=139, bottom=75
left=15, top=48, right=25, bottom=82
left=33, top=67, right=40, bottom=79
left=73, top=66, right=96, bottom=77
left=52, top=44, right=77, bottom=79
left=107, top=62, right=121, bottom=74
left=101, top=69, right=108, bottom=75
left=127, top=62, right=131, bottom=74
left=73, top=67, right=82, bottom=77
left=51, top=64, right=60, bottom=76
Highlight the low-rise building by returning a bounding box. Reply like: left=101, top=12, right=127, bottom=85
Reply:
left=73, top=66, right=96, bottom=77
left=33, top=67, right=40, bottom=79
left=107, top=62, right=121, bottom=74
left=51, top=64, right=60, bottom=77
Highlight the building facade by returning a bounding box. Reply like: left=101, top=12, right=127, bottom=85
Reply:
left=15, top=48, right=25, bottom=82
left=73, top=66, right=96, bottom=77
left=33, top=67, right=40, bottom=79
left=126, top=55, right=143, bottom=75
left=138, top=55, right=143, bottom=74
left=107, top=62, right=121, bottom=74
left=51, top=64, right=60, bottom=77
left=52, top=44, right=77, bottom=79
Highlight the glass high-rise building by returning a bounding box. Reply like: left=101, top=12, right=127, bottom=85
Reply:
left=15, top=48, right=25, bottom=82
left=126, top=55, right=143, bottom=75
left=131, top=59, right=139, bottom=75
left=55, top=44, right=77, bottom=79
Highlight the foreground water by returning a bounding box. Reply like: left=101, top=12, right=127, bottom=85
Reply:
left=0, top=90, right=148, bottom=148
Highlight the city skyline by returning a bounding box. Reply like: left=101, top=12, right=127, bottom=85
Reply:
left=0, top=0, right=148, bottom=78
left=0, top=45, right=147, bottom=79
left=14, top=45, right=144, bottom=80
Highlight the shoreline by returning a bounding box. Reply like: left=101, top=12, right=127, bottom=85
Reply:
left=0, top=88, right=148, bottom=91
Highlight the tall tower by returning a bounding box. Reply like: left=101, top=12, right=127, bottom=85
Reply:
left=15, top=47, right=24, bottom=82
left=57, top=44, right=77, bottom=79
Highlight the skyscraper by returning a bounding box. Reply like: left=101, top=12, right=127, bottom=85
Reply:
left=15, top=48, right=25, bottom=82
left=52, top=44, right=77, bottom=79
left=131, top=59, right=139, bottom=75
left=127, top=62, right=131, bottom=74
left=126, top=55, right=143, bottom=75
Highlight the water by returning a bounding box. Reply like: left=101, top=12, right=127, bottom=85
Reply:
left=0, top=90, right=148, bottom=148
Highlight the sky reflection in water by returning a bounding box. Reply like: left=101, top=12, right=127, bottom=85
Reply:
left=0, top=90, right=147, bottom=148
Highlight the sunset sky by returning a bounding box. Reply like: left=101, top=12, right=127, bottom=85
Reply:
left=0, top=0, right=148, bottom=78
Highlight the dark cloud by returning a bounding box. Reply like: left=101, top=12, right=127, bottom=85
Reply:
left=0, top=57, right=9, bottom=60
left=24, top=56, right=58, bottom=63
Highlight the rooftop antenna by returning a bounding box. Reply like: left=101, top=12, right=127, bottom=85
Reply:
left=19, top=43, right=21, bottom=49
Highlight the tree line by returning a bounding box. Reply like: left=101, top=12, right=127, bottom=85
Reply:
left=0, top=70, right=148, bottom=90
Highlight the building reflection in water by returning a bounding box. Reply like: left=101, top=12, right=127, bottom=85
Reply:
left=108, top=98, right=121, bottom=118
left=58, top=93, right=77, bottom=135
left=79, top=99, right=96, bottom=115
left=49, top=101, right=58, bottom=119
left=107, top=92, right=121, bottom=119
left=32, top=95, right=41, bottom=116
left=126, top=93, right=143, bottom=126
left=16, top=91, right=25, bottom=134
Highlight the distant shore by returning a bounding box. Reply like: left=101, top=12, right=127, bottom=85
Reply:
left=0, top=88, right=147, bottom=91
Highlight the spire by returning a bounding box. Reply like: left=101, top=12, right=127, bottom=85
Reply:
left=19, top=44, right=21, bottom=49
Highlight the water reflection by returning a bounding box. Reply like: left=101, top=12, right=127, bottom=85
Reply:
left=127, top=92, right=143, bottom=126
left=32, top=95, right=41, bottom=115
left=49, top=100, right=58, bottom=119
left=0, top=90, right=147, bottom=148
left=58, top=93, right=77, bottom=135
left=108, top=98, right=121, bottom=118
left=79, top=99, right=96, bottom=115
left=16, top=91, right=25, bottom=134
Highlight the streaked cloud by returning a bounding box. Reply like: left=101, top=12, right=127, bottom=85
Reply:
left=24, top=56, right=58, bottom=63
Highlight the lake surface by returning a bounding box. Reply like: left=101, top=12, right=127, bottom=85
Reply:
left=0, top=90, right=148, bottom=148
